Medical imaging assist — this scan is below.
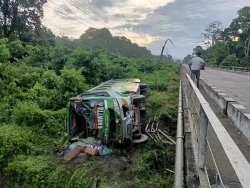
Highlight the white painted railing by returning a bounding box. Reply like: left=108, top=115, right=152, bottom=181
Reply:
left=209, top=65, right=250, bottom=76
left=185, top=73, right=250, bottom=187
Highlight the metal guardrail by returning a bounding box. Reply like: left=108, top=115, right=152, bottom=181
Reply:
left=174, top=80, right=184, bottom=187
left=185, top=73, right=250, bottom=187
left=209, top=65, right=250, bottom=75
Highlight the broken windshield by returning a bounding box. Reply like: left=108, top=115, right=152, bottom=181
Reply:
left=74, top=100, right=105, bottom=129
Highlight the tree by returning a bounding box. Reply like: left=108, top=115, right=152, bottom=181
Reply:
left=7, top=39, right=25, bottom=61
left=0, top=38, right=10, bottom=62
left=221, top=54, right=239, bottom=66
left=182, top=54, right=192, bottom=64
left=32, top=26, right=56, bottom=47
left=229, top=6, right=250, bottom=56
left=210, top=42, right=229, bottom=65
left=55, top=36, right=77, bottom=49
left=239, top=56, right=250, bottom=67
left=79, top=27, right=112, bottom=49
left=80, top=27, right=112, bottom=40
left=192, top=46, right=205, bottom=56
left=0, top=0, right=47, bottom=38
left=48, top=46, right=72, bottom=73
left=77, top=28, right=153, bottom=58
left=227, top=40, right=245, bottom=58
left=202, top=21, right=223, bottom=46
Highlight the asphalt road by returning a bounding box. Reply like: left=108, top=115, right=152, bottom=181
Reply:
left=182, top=66, right=250, bottom=187
left=200, top=68, right=250, bottom=112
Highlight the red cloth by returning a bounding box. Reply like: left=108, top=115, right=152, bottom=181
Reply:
left=64, top=145, right=82, bottom=161
left=81, top=146, right=99, bottom=156
left=200, top=64, right=205, bottom=69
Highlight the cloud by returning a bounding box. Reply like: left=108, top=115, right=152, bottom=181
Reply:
left=114, top=0, right=249, bottom=58
left=42, top=0, right=250, bottom=59
left=59, top=4, right=73, bottom=14
left=87, top=0, right=114, bottom=10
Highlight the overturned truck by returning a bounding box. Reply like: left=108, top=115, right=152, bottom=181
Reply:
left=65, top=78, right=148, bottom=145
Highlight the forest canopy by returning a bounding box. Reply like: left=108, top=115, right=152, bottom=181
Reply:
left=0, top=1, right=179, bottom=187
left=182, top=6, right=250, bottom=67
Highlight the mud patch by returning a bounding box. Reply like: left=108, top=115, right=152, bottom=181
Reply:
left=61, top=117, right=176, bottom=187
left=66, top=146, right=143, bottom=182
left=159, top=115, right=177, bottom=136
left=92, top=155, right=133, bottom=181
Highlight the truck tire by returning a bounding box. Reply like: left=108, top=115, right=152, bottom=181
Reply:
left=140, top=107, right=146, bottom=117
left=132, top=134, right=148, bottom=144
left=139, top=83, right=147, bottom=89
left=132, top=95, right=145, bottom=103
left=140, top=88, right=147, bottom=95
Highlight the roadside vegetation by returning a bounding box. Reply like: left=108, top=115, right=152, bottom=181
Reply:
left=0, top=34, right=179, bottom=188
left=0, top=1, right=180, bottom=187
left=182, top=6, right=250, bottom=67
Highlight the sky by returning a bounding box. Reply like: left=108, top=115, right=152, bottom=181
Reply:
left=42, top=0, right=249, bottom=60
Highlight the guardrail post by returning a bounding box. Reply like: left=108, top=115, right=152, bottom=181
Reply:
left=198, top=106, right=208, bottom=169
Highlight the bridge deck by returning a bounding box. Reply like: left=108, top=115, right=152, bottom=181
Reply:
left=181, top=66, right=250, bottom=187
left=201, top=68, right=250, bottom=112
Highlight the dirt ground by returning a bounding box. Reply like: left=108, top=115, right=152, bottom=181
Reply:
left=66, top=144, right=141, bottom=181
left=66, top=116, right=177, bottom=184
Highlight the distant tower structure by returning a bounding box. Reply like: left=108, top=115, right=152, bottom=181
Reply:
left=160, top=39, right=174, bottom=61
left=165, top=47, right=168, bottom=62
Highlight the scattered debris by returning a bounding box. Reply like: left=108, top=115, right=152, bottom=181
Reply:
left=55, top=137, right=110, bottom=161
left=145, top=118, right=176, bottom=145
left=158, top=129, right=176, bottom=144
left=81, top=146, right=99, bottom=156
left=165, top=168, right=175, bottom=174
left=64, top=145, right=82, bottom=161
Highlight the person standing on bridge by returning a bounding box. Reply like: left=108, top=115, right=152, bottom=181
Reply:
left=188, top=52, right=205, bottom=88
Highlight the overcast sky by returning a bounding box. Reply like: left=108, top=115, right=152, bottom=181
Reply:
left=42, top=0, right=249, bottom=59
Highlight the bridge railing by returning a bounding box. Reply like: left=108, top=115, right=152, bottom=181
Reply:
left=185, top=73, right=250, bottom=187
left=209, top=65, right=250, bottom=75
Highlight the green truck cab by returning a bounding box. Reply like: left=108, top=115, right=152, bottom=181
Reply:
left=65, top=78, right=148, bottom=145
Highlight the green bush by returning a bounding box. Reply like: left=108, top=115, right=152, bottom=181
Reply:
left=37, top=89, right=65, bottom=110
left=43, top=108, right=66, bottom=135
left=19, top=72, right=41, bottom=88
left=239, top=56, right=250, bottom=67
left=5, top=155, right=56, bottom=188
left=221, top=54, right=239, bottom=66
left=0, top=36, right=180, bottom=188
left=60, top=67, right=89, bottom=94
left=40, top=70, right=61, bottom=89
left=140, top=64, right=179, bottom=92
left=132, top=142, right=175, bottom=187
left=11, top=101, right=48, bottom=127
left=141, top=63, right=179, bottom=120
left=0, top=100, right=15, bottom=123
left=0, top=124, right=33, bottom=171
left=11, top=101, right=65, bottom=135
left=0, top=38, right=11, bottom=62
left=135, top=143, right=175, bottom=178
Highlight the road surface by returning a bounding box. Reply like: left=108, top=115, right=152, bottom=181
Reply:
left=182, top=66, right=250, bottom=187
left=200, top=68, right=250, bottom=112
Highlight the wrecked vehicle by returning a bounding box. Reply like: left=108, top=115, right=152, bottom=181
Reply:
left=65, top=78, right=148, bottom=145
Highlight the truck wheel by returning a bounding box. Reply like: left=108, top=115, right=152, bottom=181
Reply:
left=140, top=88, right=147, bottom=95
left=132, top=134, right=148, bottom=144
left=139, top=83, right=147, bottom=89
left=140, top=107, right=146, bottom=116
left=132, top=95, right=145, bottom=103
